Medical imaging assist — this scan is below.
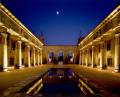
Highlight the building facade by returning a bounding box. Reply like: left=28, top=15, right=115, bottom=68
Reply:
left=78, top=5, right=120, bottom=72
left=0, top=3, right=43, bottom=71
left=42, top=45, right=79, bottom=64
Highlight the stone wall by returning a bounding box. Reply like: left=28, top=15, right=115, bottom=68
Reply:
left=42, top=45, right=79, bottom=64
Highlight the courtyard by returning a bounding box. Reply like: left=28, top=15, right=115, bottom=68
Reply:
left=0, top=0, right=120, bottom=97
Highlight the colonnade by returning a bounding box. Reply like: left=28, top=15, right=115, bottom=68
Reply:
left=79, top=5, right=120, bottom=72
left=0, top=32, right=43, bottom=72
left=0, top=3, right=43, bottom=72
left=79, top=33, right=120, bottom=72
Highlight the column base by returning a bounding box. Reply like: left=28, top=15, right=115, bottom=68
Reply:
left=24, top=64, right=28, bottom=67
left=100, top=67, right=103, bottom=70
left=87, top=64, right=91, bottom=67
left=14, top=65, right=22, bottom=69
left=0, top=67, right=7, bottom=72
left=100, top=64, right=107, bottom=70
left=31, top=63, right=34, bottom=67
left=28, top=64, right=31, bottom=67
left=92, top=64, right=97, bottom=68
left=114, top=64, right=120, bottom=72
left=3, top=68, right=7, bottom=72
left=114, top=69, right=119, bottom=72
left=24, top=64, right=31, bottom=67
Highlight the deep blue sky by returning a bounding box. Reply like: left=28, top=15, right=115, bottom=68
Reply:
left=1, top=0, right=120, bottom=45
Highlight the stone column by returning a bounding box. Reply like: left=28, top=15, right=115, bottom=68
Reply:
left=84, top=51, right=85, bottom=65
left=81, top=52, right=83, bottom=65
left=14, top=40, right=22, bottom=69
left=87, top=48, right=90, bottom=66
left=95, top=46, right=98, bottom=67
left=100, top=42, right=107, bottom=69
left=80, top=51, right=82, bottom=65
left=39, top=51, right=41, bottom=64
left=92, top=46, right=95, bottom=68
left=39, top=50, right=41, bottom=64
left=86, top=49, right=89, bottom=67
left=90, top=49, right=92, bottom=66
left=24, top=44, right=31, bottom=67
left=7, top=37, right=11, bottom=67
left=114, top=33, right=120, bottom=72
left=81, top=51, right=84, bottom=65
left=31, top=47, right=36, bottom=66
left=79, top=51, right=81, bottom=65
left=81, top=51, right=82, bottom=65
left=82, top=50, right=84, bottom=65
left=35, top=50, right=38, bottom=65
left=40, top=50, right=42, bottom=64
left=37, top=50, right=40, bottom=65
left=0, top=33, right=8, bottom=71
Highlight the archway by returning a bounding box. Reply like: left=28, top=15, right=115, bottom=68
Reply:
left=58, top=52, right=63, bottom=65
left=68, top=52, right=74, bottom=64
left=48, top=52, right=54, bottom=63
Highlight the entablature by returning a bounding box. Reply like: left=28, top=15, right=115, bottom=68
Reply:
left=0, top=3, right=43, bottom=49
left=79, top=5, right=120, bottom=48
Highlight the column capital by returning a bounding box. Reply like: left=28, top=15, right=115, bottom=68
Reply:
left=80, top=49, right=82, bottom=52
left=17, top=40, right=22, bottom=44
left=100, top=41, right=106, bottom=49
left=0, top=33, right=7, bottom=37
left=40, top=48, right=42, bottom=51
left=92, top=46, right=95, bottom=51
left=82, top=50, right=85, bottom=53
left=31, top=46, right=35, bottom=50
left=37, top=49, right=40, bottom=52
left=27, top=45, right=30, bottom=48
left=85, top=49, right=89, bottom=53
left=99, top=41, right=104, bottom=44
left=25, top=43, right=30, bottom=48
left=115, top=33, right=120, bottom=37
left=0, top=26, right=7, bottom=33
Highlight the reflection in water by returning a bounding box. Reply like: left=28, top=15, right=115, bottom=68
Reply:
left=19, top=68, right=97, bottom=97
left=48, top=68, right=74, bottom=77
left=40, top=68, right=80, bottom=95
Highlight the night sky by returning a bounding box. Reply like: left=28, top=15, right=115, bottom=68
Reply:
left=1, top=0, right=120, bottom=45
